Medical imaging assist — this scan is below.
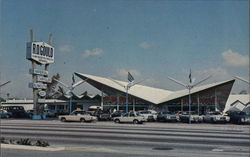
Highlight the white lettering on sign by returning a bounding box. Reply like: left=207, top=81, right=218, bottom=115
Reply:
left=29, top=69, right=48, bottom=76
left=37, top=75, right=51, bottom=83
left=26, top=42, right=54, bottom=64
left=29, top=82, right=47, bottom=89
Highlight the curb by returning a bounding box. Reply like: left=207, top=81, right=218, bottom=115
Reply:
left=1, top=144, right=65, bottom=152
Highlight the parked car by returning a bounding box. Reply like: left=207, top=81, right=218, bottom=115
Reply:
left=203, top=111, right=230, bottom=123
left=87, top=106, right=102, bottom=115
left=137, top=110, right=155, bottom=121
left=175, top=111, right=184, bottom=121
left=92, top=110, right=111, bottom=121
left=147, top=110, right=158, bottom=121
left=227, top=111, right=250, bottom=124
left=26, top=109, right=57, bottom=118
left=59, top=110, right=97, bottom=122
left=111, top=111, right=124, bottom=119
left=26, top=109, right=34, bottom=118
left=44, top=109, right=57, bottom=117
left=113, top=112, right=146, bottom=124
left=179, top=111, right=203, bottom=123
left=0, top=109, right=12, bottom=118
left=157, top=111, right=178, bottom=122
left=0, top=106, right=28, bottom=118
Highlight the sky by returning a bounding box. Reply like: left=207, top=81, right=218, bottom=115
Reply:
left=0, top=0, right=249, bottom=99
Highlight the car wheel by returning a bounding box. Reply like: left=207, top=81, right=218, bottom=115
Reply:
left=211, top=118, right=215, bottom=123
left=61, top=117, right=66, bottom=122
left=114, top=119, right=120, bottom=123
left=5, top=115, right=10, bottom=119
left=133, top=119, right=139, bottom=124
left=80, top=118, right=85, bottom=123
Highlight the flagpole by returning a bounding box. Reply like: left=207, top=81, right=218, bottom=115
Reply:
left=126, top=86, right=128, bottom=113
left=168, top=69, right=211, bottom=124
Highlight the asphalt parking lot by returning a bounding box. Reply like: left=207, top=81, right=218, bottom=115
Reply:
left=1, top=119, right=250, bottom=157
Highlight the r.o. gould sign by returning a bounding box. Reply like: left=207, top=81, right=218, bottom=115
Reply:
left=26, top=42, right=54, bottom=64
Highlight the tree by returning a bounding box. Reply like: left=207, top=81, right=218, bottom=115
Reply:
left=46, top=73, right=61, bottom=98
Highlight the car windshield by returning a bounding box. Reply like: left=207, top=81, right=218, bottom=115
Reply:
left=123, top=113, right=128, bottom=116
left=71, top=111, right=85, bottom=115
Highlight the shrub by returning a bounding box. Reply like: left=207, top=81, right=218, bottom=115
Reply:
left=9, top=139, right=15, bottom=144
left=34, top=139, right=50, bottom=147
left=16, top=138, right=32, bottom=145
left=0, top=137, right=8, bottom=144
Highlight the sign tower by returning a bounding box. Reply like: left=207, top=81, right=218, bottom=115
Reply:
left=26, top=29, right=55, bottom=119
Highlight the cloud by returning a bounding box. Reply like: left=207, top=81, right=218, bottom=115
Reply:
left=113, top=69, right=141, bottom=80
left=222, top=49, right=249, bottom=67
left=82, top=48, right=103, bottom=58
left=139, top=42, right=155, bottom=49
left=59, top=45, right=73, bottom=53
left=195, top=67, right=231, bottom=82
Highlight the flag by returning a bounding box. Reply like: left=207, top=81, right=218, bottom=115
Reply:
left=189, top=69, right=192, bottom=84
left=128, top=72, right=134, bottom=82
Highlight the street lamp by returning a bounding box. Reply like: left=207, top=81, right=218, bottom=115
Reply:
left=168, top=70, right=211, bottom=124
left=109, top=72, right=145, bottom=113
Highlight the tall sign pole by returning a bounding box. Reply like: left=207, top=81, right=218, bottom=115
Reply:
left=26, top=29, right=55, bottom=119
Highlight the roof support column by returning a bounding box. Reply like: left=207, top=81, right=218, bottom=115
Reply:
left=197, top=93, right=200, bottom=115
left=215, top=88, right=217, bottom=111
left=101, top=88, right=104, bottom=110
left=181, top=99, right=183, bottom=112
left=116, top=95, right=119, bottom=111
left=133, top=98, right=135, bottom=112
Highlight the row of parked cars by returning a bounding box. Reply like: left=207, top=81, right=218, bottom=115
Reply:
left=58, top=109, right=250, bottom=125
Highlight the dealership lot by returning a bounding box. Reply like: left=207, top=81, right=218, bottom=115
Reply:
left=0, top=119, right=249, bottom=157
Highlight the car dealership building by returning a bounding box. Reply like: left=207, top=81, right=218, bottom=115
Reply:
left=74, top=72, right=235, bottom=114
left=2, top=72, right=239, bottom=114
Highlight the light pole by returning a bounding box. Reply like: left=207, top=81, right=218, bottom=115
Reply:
left=168, top=71, right=211, bottom=124
left=109, top=72, right=145, bottom=113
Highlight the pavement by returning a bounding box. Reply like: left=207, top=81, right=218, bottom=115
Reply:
left=0, top=119, right=249, bottom=157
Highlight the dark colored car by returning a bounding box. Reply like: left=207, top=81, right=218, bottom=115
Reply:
left=93, top=110, right=111, bottom=121
left=111, top=111, right=124, bottom=119
left=44, top=109, right=57, bottom=117
left=57, top=109, right=69, bottom=116
left=157, top=111, right=178, bottom=122
left=26, top=109, right=34, bottom=118
left=227, top=111, right=250, bottom=124
left=0, top=109, right=12, bottom=118
left=0, top=106, right=28, bottom=118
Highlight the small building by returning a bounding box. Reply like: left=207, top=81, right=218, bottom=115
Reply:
left=223, top=94, right=250, bottom=114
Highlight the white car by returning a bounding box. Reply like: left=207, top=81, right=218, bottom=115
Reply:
left=138, top=110, right=156, bottom=121
left=59, top=110, right=97, bottom=122
left=113, top=112, right=146, bottom=124
left=203, top=111, right=230, bottom=123
left=148, top=110, right=158, bottom=121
